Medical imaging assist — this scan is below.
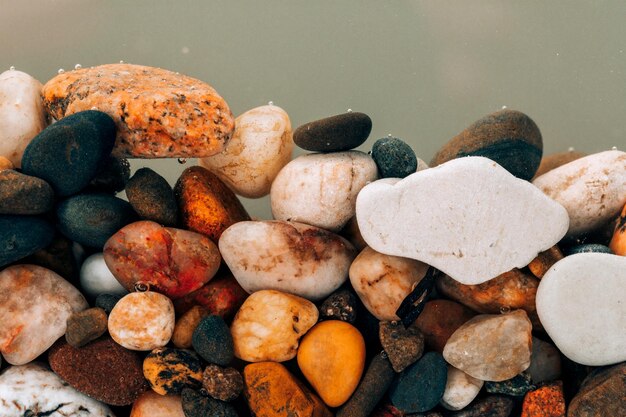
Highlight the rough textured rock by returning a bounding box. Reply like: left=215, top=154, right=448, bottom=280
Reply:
left=319, top=288, right=358, bottom=323
left=521, top=381, right=566, bottom=417
left=86, top=155, right=130, bottom=194
left=203, top=364, right=244, bottom=402
left=125, top=167, right=178, bottom=226
left=440, top=365, right=484, bottom=411
left=23, top=233, right=78, bottom=282
left=0, top=215, right=55, bottom=267
left=130, top=391, right=185, bottom=417
left=192, top=315, right=234, bottom=366
left=143, top=347, right=203, bottom=395
left=413, top=299, right=476, bottom=353
left=181, top=388, right=239, bottom=417
left=485, top=371, right=535, bottom=396
left=42, top=63, right=235, bottom=158
left=65, top=307, right=108, bottom=347
left=0, top=169, right=54, bottom=214
left=372, top=136, right=418, bottom=178
left=567, top=362, right=626, bottom=417
left=379, top=320, right=425, bottom=372
left=293, top=111, right=372, bottom=152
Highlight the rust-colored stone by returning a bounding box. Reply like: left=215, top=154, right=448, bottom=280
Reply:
left=521, top=381, right=566, bottom=417
left=528, top=246, right=564, bottom=279
left=413, top=299, right=476, bottom=353
left=609, top=203, right=626, bottom=256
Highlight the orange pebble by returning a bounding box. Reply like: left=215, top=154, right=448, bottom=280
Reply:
left=171, top=305, right=208, bottom=349
left=609, top=203, right=626, bottom=256
left=528, top=246, right=564, bottom=279
left=521, top=381, right=566, bottom=417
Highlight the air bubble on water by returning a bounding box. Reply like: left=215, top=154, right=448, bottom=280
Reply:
left=91, top=106, right=98, bottom=111
left=326, top=142, right=330, bottom=146
left=134, top=282, right=149, bottom=292
left=74, top=64, right=82, bottom=70
left=499, top=306, right=511, bottom=314
left=58, top=68, right=65, bottom=74
left=268, top=101, right=274, bottom=106
left=347, top=108, right=353, bottom=113
left=387, top=133, right=393, bottom=138
left=501, top=105, right=508, bottom=109
left=181, top=46, right=190, bottom=54
left=568, top=146, right=575, bottom=152
left=178, top=157, right=188, bottom=164
left=119, top=60, right=125, bottom=64
left=9, top=66, right=15, bottom=71
left=611, top=146, right=618, bottom=150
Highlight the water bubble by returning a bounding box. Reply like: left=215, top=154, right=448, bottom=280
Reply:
left=380, top=350, right=388, bottom=359
left=501, top=105, right=508, bottom=109
left=568, top=146, right=575, bottom=152
left=74, top=64, right=82, bottom=70
left=181, top=46, right=190, bottom=54
left=9, top=66, right=15, bottom=71
left=267, top=101, right=274, bottom=106
left=58, top=68, right=65, bottom=74
left=90, top=106, right=98, bottom=111
left=326, top=142, right=330, bottom=146
left=387, top=133, right=393, bottom=138
left=119, top=60, right=125, bottom=64
left=611, top=146, right=618, bottom=150
left=177, top=158, right=187, bottom=164
left=499, top=306, right=511, bottom=314
left=134, top=282, right=150, bottom=292
left=347, top=108, right=353, bottom=113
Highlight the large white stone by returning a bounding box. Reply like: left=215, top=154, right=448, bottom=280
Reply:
left=536, top=253, right=626, bottom=366
left=356, top=156, right=569, bottom=285
left=532, top=150, right=626, bottom=238
left=80, top=253, right=128, bottom=298
left=0, top=363, right=114, bottom=417
left=0, top=69, right=47, bottom=167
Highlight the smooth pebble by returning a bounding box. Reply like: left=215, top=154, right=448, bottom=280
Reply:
left=79, top=253, right=128, bottom=298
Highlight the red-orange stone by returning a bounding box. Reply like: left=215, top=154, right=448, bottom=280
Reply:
left=609, top=203, right=626, bottom=256
left=521, top=381, right=566, bottom=417
left=174, top=166, right=250, bottom=242
left=413, top=299, right=476, bottom=353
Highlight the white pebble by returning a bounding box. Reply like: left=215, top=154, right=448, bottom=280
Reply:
left=80, top=253, right=128, bottom=298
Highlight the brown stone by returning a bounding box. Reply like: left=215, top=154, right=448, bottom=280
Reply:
left=319, top=288, right=358, bottom=323
left=528, top=246, right=564, bottom=279
left=413, top=299, right=476, bottom=353
left=379, top=320, right=424, bottom=372
left=65, top=307, right=108, bottom=347
left=172, top=305, right=209, bottom=349
left=202, top=364, right=243, bottom=402
left=567, top=362, right=626, bottom=417
left=533, top=149, right=586, bottom=178
left=0, top=169, right=54, bottom=215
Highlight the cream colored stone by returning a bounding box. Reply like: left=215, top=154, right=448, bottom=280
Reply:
left=219, top=220, right=356, bottom=301
left=349, top=246, right=429, bottom=321
left=130, top=390, right=184, bottom=417
left=0, top=70, right=47, bottom=167
left=200, top=104, right=293, bottom=198
left=441, top=365, right=483, bottom=411
left=532, top=150, right=626, bottom=238
left=271, top=151, right=378, bottom=231
left=0, top=265, right=88, bottom=365
left=231, top=290, right=318, bottom=362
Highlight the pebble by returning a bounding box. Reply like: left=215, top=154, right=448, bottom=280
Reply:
left=130, top=390, right=185, bottom=417
left=125, top=167, right=178, bottom=225
left=172, top=305, right=209, bottom=348
left=527, top=337, right=562, bottom=384
left=567, top=361, right=626, bottom=417
left=48, top=336, right=148, bottom=405
left=192, top=315, right=234, bottom=366
left=521, top=381, right=566, bottom=417
left=243, top=361, right=332, bottom=417
left=413, top=299, right=476, bottom=353
left=103, top=220, right=221, bottom=298
left=271, top=150, right=378, bottom=231
left=533, top=149, right=586, bottom=178
left=108, top=291, right=175, bottom=350
left=430, top=109, right=543, bottom=180
left=86, top=155, right=130, bottom=193
left=175, top=165, right=250, bottom=242
left=0, top=264, right=88, bottom=365
left=0, top=156, right=13, bottom=170
left=22, top=110, right=116, bottom=196
left=79, top=252, right=128, bottom=298
left=0, top=363, right=114, bottom=417
left=182, top=388, right=239, bottom=417
left=447, top=395, right=514, bottom=417
left=231, top=290, right=318, bottom=362
left=293, top=111, right=372, bottom=152
left=388, top=351, right=448, bottom=413
left=349, top=246, right=430, bottom=320
left=440, top=365, right=483, bottom=411
left=485, top=371, right=535, bottom=396
left=336, top=353, right=396, bottom=417
left=297, top=320, right=366, bottom=407
left=532, top=149, right=626, bottom=238
left=42, top=63, right=235, bottom=158
left=527, top=246, right=564, bottom=279
left=95, top=293, right=122, bottom=314
left=371, top=136, right=418, bottom=178
left=0, top=215, right=55, bottom=267
left=23, top=233, right=78, bottom=281
left=203, top=364, right=244, bottom=402
left=435, top=268, right=542, bottom=329
left=143, top=347, right=203, bottom=394
left=319, top=287, right=358, bottom=323
left=379, top=320, right=425, bottom=372
left=536, top=253, right=626, bottom=366
left=0, top=169, right=54, bottom=214
left=219, top=220, right=356, bottom=301
left=56, top=193, right=137, bottom=248
left=443, top=310, right=532, bottom=382
left=356, top=156, right=569, bottom=285
left=562, top=243, right=613, bottom=255
left=200, top=104, right=293, bottom=198
left=65, top=307, right=108, bottom=347
left=0, top=69, right=47, bottom=167
left=609, top=202, right=626, bottom=255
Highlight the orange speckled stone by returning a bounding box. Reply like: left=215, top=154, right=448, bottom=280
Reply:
left=41, top=63, right=234, bottom=158
left=413, top=299, right=476, bottom=353
left=521, top=381, right=566, bottom=417
left=609, top=203, right=626, bottom=256
left=174, top=166, right=250, bottom=242
left=243, top=362, right=332, bottom=417
left=528, top=246, right=564, bottom=279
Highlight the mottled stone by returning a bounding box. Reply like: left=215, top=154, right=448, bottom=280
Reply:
left=528, top=246, right=564, bottom=279
left=431, top=109, right=543, bottom=180
left=200, top=104, right=293, bottom=198
left=485, top=371, right=535, bottom=396
left=65, top=307, right=108, bottom=347
left=528, top=337, right=562, bottom=384
left=80, top=253, right=128, bottom=298
left=104, top=220, right=221, bottom=299
left=379, top=320, right=425, bottom=372
left=293, top=111, right=372, bottom=152
left=143, top=347, right=203, bottom=395
left=568, top=362, right=626, bottom=417
left=562, top=243, right=613, bottom=255
left=389, top=352, right=448, bottom=413
left=372, top=136, right=418, bottom=178
left=0, top=215, right=55, bottom=267
left=413, top=299, right=476, bottom=353
left=443, top=310, right=532, bottom=382
left=0, top=265, right=88, bottom=365
left=0, top=363, right=114, bottom=417
left=441, top=365, right=483, bottom=411
left=533, top=149, right=586, bottom=178
left=172, top=305, right=209, bottom=349
left=192, top=315, right=234, bottom=366
left=130, top=391, right=185, bottom=417
left=357, top=156, right=569, bottom=285
left=182, top=388, right=239, bottom=417
left=49, top=336, right=148, bottom=405
left=231, top=290, right=318, bottom=362
left=271, top=151, right=378, bottom=231
left=203, top=364, right=243, bottom=402
left=0, top=169, right=54, bottom=214
left=125, top=167, right=178, bottom=226
left=319, top=288, right=358, bottom=323
left=609, top=203, right=626, bottom=255
left=86, top=156, right=130, bottom=194
left=521, top=381, right=566, bottom=417
left=42, top=63, right=235, bottom=158
left=220, top=220, right=356, bottom=301
left=447, top=395, right=514, bottom=417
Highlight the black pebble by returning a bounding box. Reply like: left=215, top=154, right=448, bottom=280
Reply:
left=182, top=388, right=239, bottom=417
left=320, top=288, right=358, bottom=323
left=0, top=170, right=55, bottom=215
left=293, top=112, right=372, bottom=152
left=125, top=167, right=178, bottom=226
left=85, top=156, right=131, bottom=194
left=95, top=293, right=123, bottom=314
left=371, top=137, right=418, bottom=178
left=192, top=315, right=234, bottom=366
left=0, top=215, right=55, bottom=267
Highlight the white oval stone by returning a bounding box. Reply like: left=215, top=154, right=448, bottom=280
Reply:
left=271, top=151, right=378, bottom=231
left=0, top=363, right=114, bottom=417
left=0, top=70, right=47, bottom=167
left=440, top=365, right=483, bottom=411
left=536, top=253, right=626, bottom=366
left=200, top=104, right=293, bottom=198
left=532, top=150, right=626, bottom=238
left=80, top=253, right=128, bottom=298
left=356, top=156, right=569, bottom=285
left=219, top=220, right=356, bottom=301
left=349, top=246, right=429, bottom=320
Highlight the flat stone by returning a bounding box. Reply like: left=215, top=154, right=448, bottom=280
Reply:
left=0, top=69, right=47, bottom=167
left=440, top=365, right=483, bottom=411
left=443, top=310, right=532, bottom=382
left=0, top=265, right=88, bottom=365
left=413, top=299, right=476, bottom=353
left=0, top=169, right=54, bottom=214
left=200, top=104, right=293, bottom=198
left=372, top=137, right=418, bottom=178
left=65, top=307, right=108, bottom=347
left=203, top=364, right=243, bottom=402
left=42, top=63, right=235, bottom=158
left=143, top=347, right=203, bottom=395
left=532, top=150, right=626, bottom=238
left=521, top=381, right=566, bottom=417
left=181, top=388, right=238, bottom=417
left=192, top=315, right=234, bottom=366
left=130, top=391, right=185, bottom=417
left=536, top=253, right=626, bottom=366
left=79, top=253, right=128, bottom=298
left=293, top=111, right=372, bottom=152
left=447, top=395, right=514, bottom=417
left=356, top=156, right=569, bottom=285
left=0, top=215, right=55, bottom=267
left=568, top=362, right=626, bottom=417
left=125, top=167, right=178, bottom=226
left=528, top=337, right=562, bottom=384
left=609, top=203, right=626, bottom=255
left=219, top=220, right=356, bottom=301
left=379, top=320, right=425, bottom=373
left=0, top=363, right=114, bottom=417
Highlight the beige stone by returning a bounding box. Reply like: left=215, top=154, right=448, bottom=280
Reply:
left=441, top=365, right=483, bottom=410
left=130, top=390, right=184, bottom=417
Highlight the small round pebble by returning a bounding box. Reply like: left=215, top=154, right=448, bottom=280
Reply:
left=0, top=169, right=54, bottom=214
left=202, top=364, right=243, bottom=402
left=95, top=293, right=122, bottom=314
left=181, top=388, right=239, bottom=417
left=80, top=253, right=128, bottom=298
left=126, top=167, right=178, bottom=226
left=293, top=111, right=372, bottom=152
left=562, top=243, right=613, bottom=255
left=65, top=307, right=108, bottom=347
left=371, top=137, right=418, bottom=178
left=0, top=215, right=55, bottom=267
left=192, top=315, right=234, bottom=366
left=319, top=288, right=358, bottom=323
left=143, top=347, right=203, bottom=395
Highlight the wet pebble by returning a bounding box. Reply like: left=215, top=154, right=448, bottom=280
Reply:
left=567, top=362, right=626, bottom=417
left=319, top=287, right=358, bottom=323
left=0, top=169, right=54, bottom=214
left=172, top=305, right=209, bottom=349
left=79, top=252, right=128, bottom=298
left=125, top=167, right=178, bottom=226
left=95, top=293, right=122, bottom=314
left=413, top=299, right=476, bottom=353
left=182, top=388, right=239, bottom=417
left=130, top=390, right=185, bottom=417
left=521, top=381, right=566, bottom=417
left=485, top=371, right=535, bottom=397
left=379, top=320, right=425, bottom=373
left=192, top=315, right=234, bottom=366
left=371, top=136, right=418, bottom=178
left=203, top=364, right=243, bottom=402
left=65, top=307, right=108, bottom=347
left=293, top=111, right=372, bottom=152
left=0, top=214, right=55, bottom=267
left=440, top=365, right=483, bottom=411
left=85, top=155, right=130, bottom=193
left=143, top=347, right=203, bottom=394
